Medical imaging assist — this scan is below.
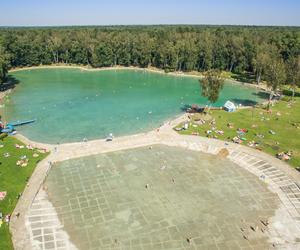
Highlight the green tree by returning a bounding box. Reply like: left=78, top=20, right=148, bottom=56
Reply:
left=264, top=52, right=286, bottom=109
left=0, top=45, right=9, bottom=83
left=47, top=35, right=62, bottom=64
left=197, top=32, right=213, bottom=71
left=92, top=43, right=113, bottom=67
left=286, top=55, right=300, bottom=100
left=200, top=70, right=225, bottom=106
left=253, top=43, right=269, bottom=85
left=227, top=35, right=245, bottom=72
left=0, top=25, right=298, bottom=80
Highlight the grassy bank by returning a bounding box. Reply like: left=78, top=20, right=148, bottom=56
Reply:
left=0, top=136, right=48, bottom=250
left=176, top=97, right=300, bottom=169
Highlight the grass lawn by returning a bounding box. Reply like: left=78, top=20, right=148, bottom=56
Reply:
left=176, top=97, right=300, bottom=169
left=0, top=136, right=49, bottom=250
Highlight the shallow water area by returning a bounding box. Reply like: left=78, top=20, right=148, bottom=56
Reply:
left=6, top=68, right=265, bottom=143
left=43, top=145, right=279, bottom=249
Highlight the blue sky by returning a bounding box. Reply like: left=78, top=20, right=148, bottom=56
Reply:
left=0, top=0, right=299, bottom=26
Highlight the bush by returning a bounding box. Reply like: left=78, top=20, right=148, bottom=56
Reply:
left=282, top=89, right=300, bottom=97
left=281, top=96, right=290, bottom=102
left=0, top=133, right=8, bottom=140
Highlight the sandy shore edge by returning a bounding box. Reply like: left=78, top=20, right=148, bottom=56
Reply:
left=9, top=64, right=203, bottom=77
left=8, top=64, right=269, bottom=91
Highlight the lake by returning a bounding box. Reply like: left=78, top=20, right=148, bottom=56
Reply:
left=5, top=68, right=264, bottom=143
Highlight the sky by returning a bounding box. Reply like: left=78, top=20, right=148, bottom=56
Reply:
left=0, top=0, right=299, bottom=27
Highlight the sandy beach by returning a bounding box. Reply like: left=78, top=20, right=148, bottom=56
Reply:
left=9, top=64, right=203, bottom=77
left=8, top=64, right=269, bottom=91
left=0, top=88, right=11, bottom=102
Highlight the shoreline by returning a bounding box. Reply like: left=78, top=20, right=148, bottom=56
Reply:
left=1, top=63, right=269, bottom=127
left=9, top=64, right=202, bottom=77
left=0, top=88, right=11, bottom=103
left=8, top=64, right=269, bottom=91
left=1, top=65, right=269, bottom=118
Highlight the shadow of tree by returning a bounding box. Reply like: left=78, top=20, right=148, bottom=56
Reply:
left=0, top=76, right=20, bottom=91
left=231, top=72, right=256, bottom=83
left=180, top=104, right=192, bottom=112
left=231, top=98, right=258, bottom=106
left=282, top=89, right=300, bottom=97
left=252, top=91, right=269, bottom=99
left=180, top=104, right=205, bottom=113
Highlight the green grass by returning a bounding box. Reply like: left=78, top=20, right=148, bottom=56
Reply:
left=0, top=136, right=48, bottom=250
left=176, top=98, right=300, bottom=169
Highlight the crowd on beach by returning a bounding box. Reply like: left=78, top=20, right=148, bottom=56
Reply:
left=177, top=108, right=295, bottom=163
left=0, top=212, right=11, bottom=228
left=0, top=141, right=48, bottom=229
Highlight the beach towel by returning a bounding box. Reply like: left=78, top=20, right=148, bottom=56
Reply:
left=0, top=191, right=7, bottom=201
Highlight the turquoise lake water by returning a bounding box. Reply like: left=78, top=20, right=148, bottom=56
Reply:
left=4, top=68, right=264, bottom=143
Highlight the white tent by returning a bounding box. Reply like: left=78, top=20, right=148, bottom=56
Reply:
left=223, top=101, right=236, bottom=112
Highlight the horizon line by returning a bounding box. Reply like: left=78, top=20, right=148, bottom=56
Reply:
left=1, top=23, right=300, bottom=28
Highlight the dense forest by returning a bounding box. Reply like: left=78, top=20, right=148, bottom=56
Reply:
left=0, top=25, right=299, bottom=91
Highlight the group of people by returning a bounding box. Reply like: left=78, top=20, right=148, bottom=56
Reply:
left=277, top=151, right=293, bottom=161
left=0, top=212, right=11, bottom=227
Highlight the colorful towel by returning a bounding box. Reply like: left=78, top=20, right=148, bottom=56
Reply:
left=0, top=191, right=7, bottom=201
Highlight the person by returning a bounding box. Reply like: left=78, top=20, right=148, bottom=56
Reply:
left=5, top=214, right=10, bottom=223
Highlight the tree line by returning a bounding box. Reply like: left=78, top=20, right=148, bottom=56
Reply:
left=0, top=25, right=299, bottom=92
